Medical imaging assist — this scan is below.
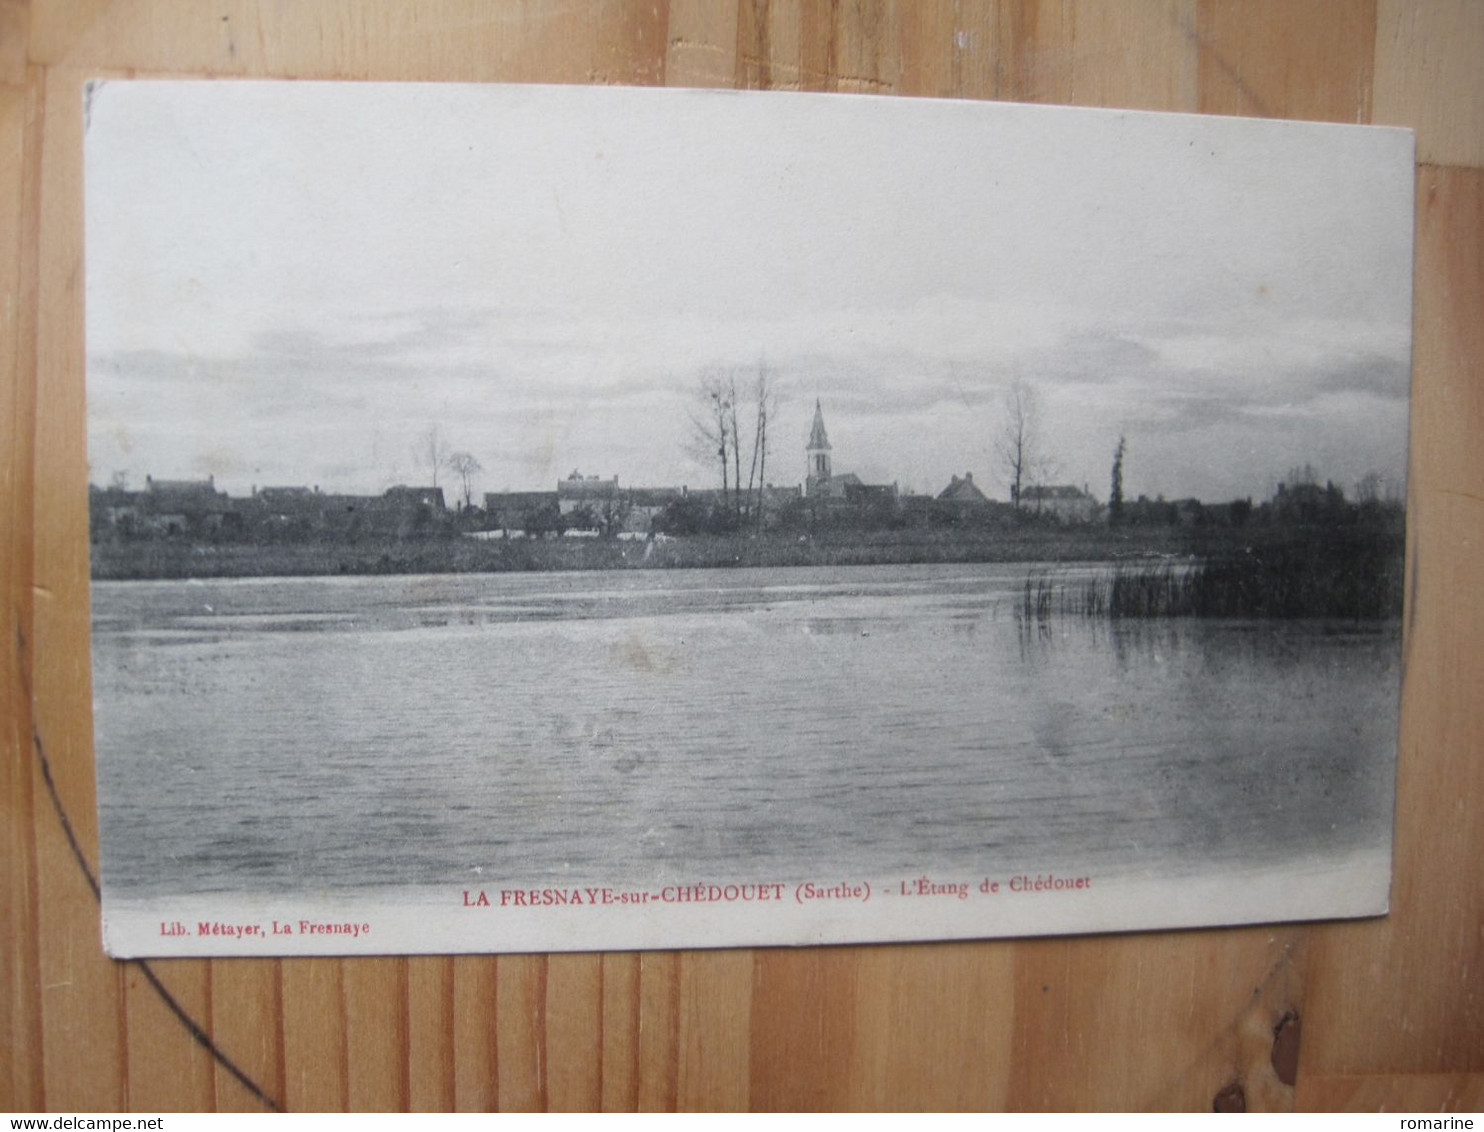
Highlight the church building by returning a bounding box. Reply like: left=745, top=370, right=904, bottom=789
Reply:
left=803, top=399, right=893, bottom=506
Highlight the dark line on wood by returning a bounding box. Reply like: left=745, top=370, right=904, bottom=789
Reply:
left=204, top=962, right=218, bottom=1111
left=273, top=963, right=288, bottom=1108
left=1188, top=11, right=1274, bottom=119
left=27, top=718, right=99, bottom=902
left=18, top=624, right=284, bottom=1113
left=136, top=959, right=283, bottom=1112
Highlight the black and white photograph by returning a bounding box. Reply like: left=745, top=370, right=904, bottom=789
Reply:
left=85, top=81, right=1413, bottom=956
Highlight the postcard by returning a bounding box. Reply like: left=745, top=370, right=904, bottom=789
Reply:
left=85, top=81, right=1413, bottom=956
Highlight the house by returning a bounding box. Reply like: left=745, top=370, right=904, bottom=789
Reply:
left=556, top=471, right=620, bottom=516
left=1021, top=484, right=1099, bottom=523
left=937, top=473, right=988, bottom=505
left=624, top=487, right=686, bottom=533
left=382, top=485, right=446, bottom=511
left=244, top=485, right=324, bottom=537
left=365, top=485, right=448, bottom=537
left=145, top=474, right=225, bottom=503
left=484, top=490, right=560, bottom=533
left=140, top=474, right=235, bottom=534
left=843, top=482, right=898, bottom=518
left=89, top=483, right=143, bottom=540
left=809, top=471, right=864, bottom=501
left=893, top=474, right=1014, bottom=528
left=556, top=472, right=630, bottom=534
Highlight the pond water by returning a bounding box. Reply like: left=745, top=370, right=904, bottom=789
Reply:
left=91, top=563, right=1400, bottom=900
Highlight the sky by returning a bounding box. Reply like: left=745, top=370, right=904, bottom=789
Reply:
left=85, top=82, right=1415, bottom=505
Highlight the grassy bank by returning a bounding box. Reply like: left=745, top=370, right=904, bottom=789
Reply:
left=91, top=525, right=1405, bottom=621
left=89, top=525, right=1201, bottom=581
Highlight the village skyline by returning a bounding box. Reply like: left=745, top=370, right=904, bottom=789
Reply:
left=87, top=379, right=1406, bottom=515
left=86, top=83, right=1413, bottom=512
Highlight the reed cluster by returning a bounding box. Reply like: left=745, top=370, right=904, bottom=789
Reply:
left=1021, top=534, right=1403, bottom=622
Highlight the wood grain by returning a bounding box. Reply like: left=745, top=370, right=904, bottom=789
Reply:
left=32, top=61, right=125, bottom=1116
left=1373, top=0, right=1484, bottom=169
left=495, top=954, right=546, bottom=1111
left=3, top=0, right=1482, bottom=1113
left=449, top=957, right=497, bottom=1110
left=2, top=75, right=45, bottom=1113
left=1303, top=164, right=1484, bottom=1078
left=208, top=959, right=286, bottom=1111
left=1195, top=0, right=1376, bottom=123
left=406, top=956, right=454, bottom=1111
left=344, top=958, right=410, bottom=1111
left=280, top=960, right=349, bottom=1110
left=122, top=963, right=216, bottom=1110
left=1298, top=1073, right=1484, bottom=1113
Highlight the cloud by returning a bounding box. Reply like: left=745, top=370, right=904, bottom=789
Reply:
left=88, top=286, right=1412, bottom=505
left=1309, top=353, right=1412, bottom=401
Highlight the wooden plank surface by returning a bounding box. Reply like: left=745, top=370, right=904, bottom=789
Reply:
left=2, top=0, right=1481, bottom=1113
left=1303, top=162, right=1484, bottom=1079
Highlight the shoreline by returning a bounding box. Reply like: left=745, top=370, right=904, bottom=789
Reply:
left=90, top=522, right=1407, bottom=620
left=89, top=527, right=1205, bottom=582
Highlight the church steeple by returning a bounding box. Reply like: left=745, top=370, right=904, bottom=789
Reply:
left=807, top=399, right=831, bottom=452
left=806, top=399, right=832, bottom=495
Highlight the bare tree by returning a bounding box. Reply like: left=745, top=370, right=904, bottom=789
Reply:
left=690, top=364, right=783, bottom=525
left=729, top=391, right=743, bottom=515
left=1109, top=435, right=1126, bottom=526
left=995, top=380, right=1046, bottom=510
left=415, top=425, right=449, bottom=489
left=690, top=367, right=736, bottom=504
left=1284, top=463, right=1320, bottom=492
left=445, top=451, right=483, bottom=511
left=744, top=363, right=779, bottom=529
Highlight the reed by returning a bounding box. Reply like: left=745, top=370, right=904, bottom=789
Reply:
left=1018, top=532, right=1403, bottom=623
